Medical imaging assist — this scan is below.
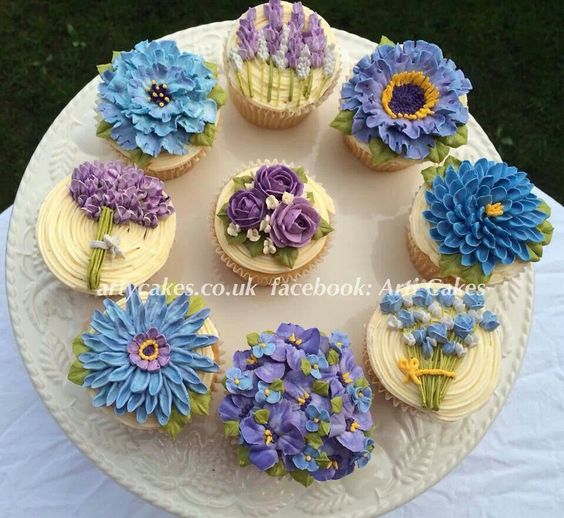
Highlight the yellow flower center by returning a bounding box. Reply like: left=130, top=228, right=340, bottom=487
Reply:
left=259, top=342, right=266, bottom=348
left=289, top=333, right=303, bottom=346
left=305, top=455, right=312, bottom=462
left=264, top=429, right=273, bottom=445
left=297, top=392, right=309, bottom=405
left=246, top=355, right=257, bottom=365
left=264, top=388, right=271, bottom=396
left=342, top=371, right=353, bottom=384
left=381, top=71, right=439, bottom=120
left=313, top=417, right=320, bottom=423
left=485, top=202, right=504, bottom=217
left=234, top=378, right=240, bottom=385
left=350, top=421, right=360, bottom=432
left=138, top=339, right=159, bottom=361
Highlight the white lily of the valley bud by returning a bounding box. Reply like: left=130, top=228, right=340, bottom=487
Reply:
left=246, top=228, right=260, bottom=242
left=402, top=295, right=413, bottom=307
left=455, top=342, right=467, bottom=357
left=296, top=45, right=311, bottom=80
left=259, top=215, right=271, bottom=233
left=322, top=43, right=336, bottom=78
left=454, top=300, right=465, bottom=313
left=257, top=30, right=269, bottom=62
left=263, top=238, right=276, bottom=255
left=468, top=309, right=483, bottom=323
left=229, top=48, right=243, bottom=72
left=227, top=222, right=241, bottom=237
left=441, top=315, right=455, bottom=330
left=403, top=332, right=416, bottom=346
left=464, top=333, right=478, bottom=347
left=428, top=301, right=442, bottom=318
left=281, top=191, right=295, bottom=204
left=266, top=195, right=279, bottom=210
left=387, top=315, right=402, bottom=329
left=413, top=310, right=431, bottom=323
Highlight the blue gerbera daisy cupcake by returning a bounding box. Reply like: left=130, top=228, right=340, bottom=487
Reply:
left=96, top=39, right=227, bottom=180
left=331, top=36, right=472, bottom=172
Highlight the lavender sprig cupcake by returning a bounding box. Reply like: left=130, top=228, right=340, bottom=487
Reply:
left=331, top=37, right=472, bottom=172
left=219, top=324, right=374, bottom=486
left=96, top=39, right=226, bottom=180
left=225, top=1, right=340, bottom=128
left=213, top=160, right=335, bottom=286
left=36, top=160, right=176, bottom=295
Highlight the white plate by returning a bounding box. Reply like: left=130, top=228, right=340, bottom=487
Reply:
left=6, top=21, right=533, bottom=517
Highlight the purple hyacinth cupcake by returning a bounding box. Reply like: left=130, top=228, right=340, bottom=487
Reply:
left=219, top=324, right=374, bottom=485
left=213, top=160, right=335, bottom=286
left=331, top=36, right=472, bottom=172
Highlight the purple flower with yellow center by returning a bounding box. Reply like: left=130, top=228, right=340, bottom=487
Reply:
left=283, top=370, right=314, bottom=408
left=269, top=197, right=320, bottom=249
left=277, top=323, right=321, bottom=370
left=233, top=349, right=285, bottom=383
left=127, top=328, right=170, bottom=371
left=305, top=403, right=330, bottom=432
left=335, top=412, right=372, bottom=452
left=225, top=367, right=253, bottom=393
left=339, top=40, right=472, bottom=159
left=219, top=394, right=255, bottom=422
left=292, top=445, right=320, bottom=472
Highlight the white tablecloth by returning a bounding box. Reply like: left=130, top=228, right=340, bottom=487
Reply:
left=2, top=191, right=563, bottom=517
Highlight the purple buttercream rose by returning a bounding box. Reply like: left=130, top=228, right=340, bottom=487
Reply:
left=227, top=188, right=267, bottom=230
left=269, top=197, right=320, bottom=248
left=254, top=164, right=304, bottom=199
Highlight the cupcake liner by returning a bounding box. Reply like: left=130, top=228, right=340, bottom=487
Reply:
left=210, top=159, right=335, bottom=286
left=406, top=228, right=447, bottom=282
left=343, top=134, right=423, bottom=173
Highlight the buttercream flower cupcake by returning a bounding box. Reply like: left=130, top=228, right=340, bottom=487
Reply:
left=331, top=37, right=472, bottom=172
left=225, top=1, right=340, bottom=129
left=366, top=283, right=501, bottom=421
left=219, top=323, right=374, bottom=485
left=213, top=160, right=335, bottom=286
left=96, top=39, right=226, bottom=181
left=36, top=160, right=176, bottom=295
left=408, top=158, right=554, bottom=285
left=67, top=284, right=220, bottom=437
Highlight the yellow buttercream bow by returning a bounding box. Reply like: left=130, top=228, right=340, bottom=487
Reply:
left=398, top=357, right=456, bottom=386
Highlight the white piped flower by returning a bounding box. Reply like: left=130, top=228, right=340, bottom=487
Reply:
left=227, top=222, right=241, bottom=237
left=282, top=191, right=295, bottom=204
left=402, top=295, right=413, bottom=308
left=322, top=43, right=336, bottom=78
left=387, top=315, right=402, bottom=329
left=428, top=301, right=442, bottom=318
left=272, top=26, right=289, bottom=69
left=403, top=332, right=416, bottom=346
left=413, top=310, right=431, bottom=323
left=454, top=300, right=465, bottom=313
left=441, top=315, right=455, bottom=330
left=263, top=237, right=276, bottom=255
left=259, top=214, right=271, bottom=233
left=229, top=48, right=243, bottom=72
left=257, top=31, right=269, bottom=62
left=454, top=342, right=467, bottom=357
left=427, top=337, right=438, bottom=348
left=468, top=309, right=483, bottom=323
left=246, top=228, right=260, bottom=242
left=266, top=195, right=279, bottom=210
left=464, top=333, right=478, bottom=348
left=296, top=45, right=311, bottom=80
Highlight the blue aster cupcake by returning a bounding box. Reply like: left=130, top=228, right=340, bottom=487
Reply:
left=67, top=285, right=220, bottom=436
left=331, top=37, right=472, bottom=172
left=408, top=158, right=554, bottom=285
left=219, top=323, right=374, bottom=486
left=96, top=40, right=227, bottom=180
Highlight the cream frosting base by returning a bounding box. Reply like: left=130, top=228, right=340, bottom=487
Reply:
left=408, top=186, right=526, bottom=284
left=225, top=2, right=340, bottom=113
left=214, top=164, right=335, bottom=275
left=366, top=282, right=501, bottom=422
left=37, top=176, right=176, bottom=296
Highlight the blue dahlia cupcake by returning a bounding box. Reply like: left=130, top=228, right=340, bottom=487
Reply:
left=219, top=324, right=374, bottom=486
left=408, top=159, right=554, bottom=285
left=67, top=285, right=220, bottom=436
left=331, top=37, right=472, bottom=172
left=96, top=40, right=226, bottom=180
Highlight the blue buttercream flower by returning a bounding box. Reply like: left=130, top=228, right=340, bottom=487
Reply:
left=463, top=291, right=485, bottom=310
left=305, top=404, right=330, bottom=433
left=77, top=286, right=218, bottom=426
left=453, top=314, right=475, bottom=339
left=412, top=328, right=427, bottom=344
left=329, top=330, right=351, bottom=350
left=397, top=309, right=415, bottom=328
left=421, top=337, right=437, bottom=359
left=413, top=288, right=435, bottom=307
left=251, top=333, right=278, bottom=358
left=292, top=445, right=320, bottom=472
left=306, top=354, right=329, bottom=379
left=355, top=437, right=375, bottom=468
left=380, top=291, right=403, bottom=313
left=441, top=340, right=457, bottom=356
left=225, top=367, right=253, bottom=393
left=423, top=159, right=550, bottom=277
left=427, top=322, right=448, bottom=343
left=255, top=380, right=282, bottom=404
left=480, top=310, right=500, bottom=331
left=437, top=288, right=456, bottom=307
left=98, top=40, right=218, bottom=157
left=340, top=40, right=472, bottom=159
left=346, top=384, right=372, bottom=413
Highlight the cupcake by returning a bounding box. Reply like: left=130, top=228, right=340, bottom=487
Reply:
left=366, top=283, right=501, bottom=421
left=213, top=160, right=334, bottom=286
left=219, top=323, right=374, bottom=485
left=408, top=158, right=554, bottom=285
left=225, top=1, right=340, bottom=129
left=36, top=160, right=176, bottom=295
left=96, top=39, right=226, bottom=181
left=331, top=37, right=472, bottom=172
left=67, top=284, right=220, bottom=437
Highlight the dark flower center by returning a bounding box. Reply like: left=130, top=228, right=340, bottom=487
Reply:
left=389, top=84, right=426, bottom=115
left=147, top=79, right=172, bottom=108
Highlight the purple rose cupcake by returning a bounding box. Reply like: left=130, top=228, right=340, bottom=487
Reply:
left=219, top=324, right=374, bottom=485
left=213, top=160, right=335, bottom=286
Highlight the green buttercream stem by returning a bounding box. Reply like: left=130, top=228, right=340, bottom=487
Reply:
left=260, top=62, right=264, bottom=98
left=276, top=68, right=281, bottom=107
left=87, top=206, right=114, bottom=290
left=246, top=60, right=253, bottom=98
left=305, top=70, right=313, bottom=99
left=236, top=71, right=246, bottom=97
left=288, top=70, right=294, bottom=103
left=297, top=79, right=302, bottom=108
left=267, top=59, right=274, bottom=103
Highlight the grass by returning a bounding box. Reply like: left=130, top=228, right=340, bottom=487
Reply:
left=0, top=0, right=562, bottom=211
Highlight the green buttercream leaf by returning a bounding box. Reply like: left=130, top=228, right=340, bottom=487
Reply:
left=96, top=62, right=112, bottom=75
left=354, top=377, right=370, bottom=389
left=238, top=445, right=250, bottom=466
left=96, top=119, right=113, bottom=139
left=319, top=420, right=330, bottom=436
left=254, top=408, right=270, bottom=425
left=293, top=166, right=308, bottom=183
left=274, top=247, right=299, bottom=268
left=439, top=253, right=492, bottom=284
left=527, top=241, right=543, bottom=262
left=421, top=156, right=462, bottom=186
left=232, top=175, right=255, bottom=190
left=128, top=148, right=153, bottom=169
left=189, top=389, right=211, bottom=416
left=379, top=35, right=395, bottom=46
left=209, top=83, right=227, bottom=106
left=330, top=396, right=343, bottom=414
left=187, top=294, right=206, bottom=316
left=369, top=137, right=398, bottom=166
left=537, top=199, right=552, bottom=216
left=316, top=451, right=332, bottom=469
left=290, top=469, right=315, bottom=487
left=204, top=60, right=219, bottom=77
left=266, top=460, right=287, bottom=477
left=224, top=420, right=240, bottom=437
left=306, top=191, right=315, bottom=203
left=312, top=379, right=329, bottom=396
left=190, top=123, right=216, bottom=147
left=438, top=124, right=468, bottom=148
left=538, top=218, right=554, bottom=246
left=216, top=202, right=230, bottom=224
left=326, top=348, right=340, bottom=366
left=270, top=378, right=284, bottom=392
left=72, top=334, right=89, bottom=357
left=161, top=408, right=191, bottom=438
left=306, top=432, right=323, bottom=450
left=226, top=231, right=247, bottom=245
left=313, top=217, right=334, bottom=240
left=67, top=360, right=89, bottom=386
left=330, top=110, right=354, bottom=135
left=426, top=141, right=450, bottom=163
left=111, top=51, right=122, bottom=62
left=246, top=332, right=260, bottom=346
left=301, top=357, right=312, bottom=376
left=243, top=239, right=264, bottom=257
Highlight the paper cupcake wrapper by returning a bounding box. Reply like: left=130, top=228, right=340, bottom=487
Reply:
left=210, top=159, right=335, bottom=286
